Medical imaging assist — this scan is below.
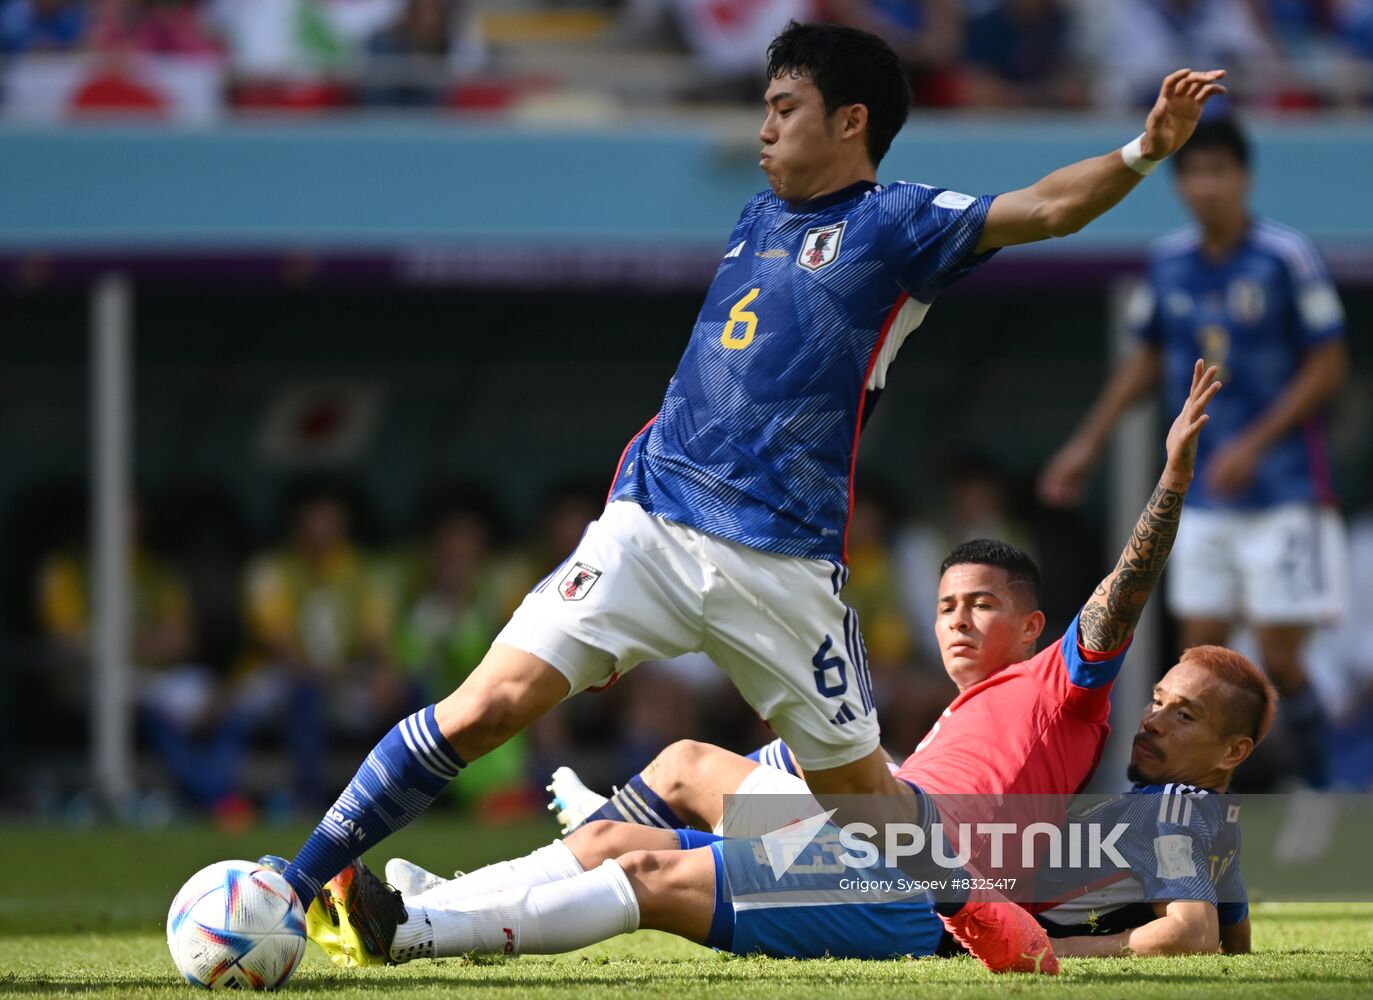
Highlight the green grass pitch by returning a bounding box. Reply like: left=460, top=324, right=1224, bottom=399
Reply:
left=2, top=819, right=1371, bottom=998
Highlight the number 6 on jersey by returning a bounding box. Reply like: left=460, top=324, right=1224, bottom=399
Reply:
left=721, top=288, right=761, bottom=350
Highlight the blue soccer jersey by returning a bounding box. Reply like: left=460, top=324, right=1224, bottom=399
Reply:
left=610, top=180, right=997, bottom=562
left=1129, top=218, right=1345, bottom=510
left=1036, top=782, right=1248, bottom=937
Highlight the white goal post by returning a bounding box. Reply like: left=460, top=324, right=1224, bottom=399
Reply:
left=90, top=274, right=135, bottom=807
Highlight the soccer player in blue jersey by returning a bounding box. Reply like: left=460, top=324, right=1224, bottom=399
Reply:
left=271, top=21, right=1226, bottom=974
left=1044, top=643, right=1271, bottom=957
left=305, top=645, right=1270, bottom=965
left=1039, top=117, right=1348, bottom=798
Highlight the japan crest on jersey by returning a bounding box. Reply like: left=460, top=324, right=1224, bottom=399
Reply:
left=797, top=221, right=846, bottom=272
left=1227, top=278, right=1266, bottom=323
left=559, top=561, right=603, bottom=601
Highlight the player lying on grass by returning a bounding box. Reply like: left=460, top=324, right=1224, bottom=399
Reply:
left=294, top=363, right=1223, bottom=969
left=545, top=651, right=1269, bottom=959
left=272, top=19, right=1225, bottom=973
left=300, top=643, right=1270, bottom=965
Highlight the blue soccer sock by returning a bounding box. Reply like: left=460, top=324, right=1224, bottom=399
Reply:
left=282, top=705, right=464, bottom=904
left=746, top=738, right=800, bottom=776
left=1282, top=682, right=1330, bottom=789
left=583, top=774, right=685, bottom=830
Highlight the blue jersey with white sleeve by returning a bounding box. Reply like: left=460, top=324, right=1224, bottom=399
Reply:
left=1036, top=782, right=1247, bottom=937
left=610, top=180, right=997, bottom=562
left=1129, top=219, right=1345, bottom=510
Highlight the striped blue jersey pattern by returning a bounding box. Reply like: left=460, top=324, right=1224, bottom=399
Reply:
left=1037, top=782, right=1248, bottom=935
left=1129, top=218, right=1345, bottom=509
left=611, top=180, right=997, bottom=562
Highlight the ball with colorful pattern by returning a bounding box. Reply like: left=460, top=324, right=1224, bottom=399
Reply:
left=166, top=860, right=306, bottom=989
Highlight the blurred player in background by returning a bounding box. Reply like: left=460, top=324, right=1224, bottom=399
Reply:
left=271, top=19, right=1225, bottom=974
left=1038, top=117, right=1348, bottom=798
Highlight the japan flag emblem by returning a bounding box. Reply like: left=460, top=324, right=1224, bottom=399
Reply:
left=559, top=562, right=603, bottom=601
left=797, top=221, right=847, bottom=272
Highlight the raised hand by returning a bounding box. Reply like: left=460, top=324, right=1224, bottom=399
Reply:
left=1078, top=360, right=1220, bottom=653
left=1164, top=360, right=1222, bottom=485
left=1142, top=69, right=1228, bottom=161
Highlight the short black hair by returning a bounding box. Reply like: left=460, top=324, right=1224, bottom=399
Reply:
left=1172, top=116, right=1250, bottom=174
left=939, top=539, right=1042, bottom=610
left=766, top=21, right=911, bottom=166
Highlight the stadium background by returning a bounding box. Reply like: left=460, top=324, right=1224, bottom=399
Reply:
left=1, top=0, right=1372, bottom=836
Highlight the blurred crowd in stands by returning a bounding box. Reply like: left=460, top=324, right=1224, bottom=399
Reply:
left=14, top=457, right=1373, bottom=828
left=7, top=460, right=1052, bottom=825
left=2, top=1, right=1373, bottom=119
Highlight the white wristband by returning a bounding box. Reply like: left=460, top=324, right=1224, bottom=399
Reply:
left=1121, top=134, right=1161, bottom=176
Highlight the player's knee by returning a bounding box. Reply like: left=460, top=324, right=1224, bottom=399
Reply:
left=569, top=820, right=637, bottom=866
left=644, top=739, right=711, bottom=800
left=615, top=849, right=672, bottom=886
left=438, top=688, right=531, bottom=758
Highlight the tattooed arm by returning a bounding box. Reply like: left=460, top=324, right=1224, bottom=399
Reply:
left=1079, top=361, right=1221, bottom=653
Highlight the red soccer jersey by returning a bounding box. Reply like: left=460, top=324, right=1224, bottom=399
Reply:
left=896, top=613, right=1129, bottom=797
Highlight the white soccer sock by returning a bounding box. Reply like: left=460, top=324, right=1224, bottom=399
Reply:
left=410, top=840, right=585, bottom=909
left=389, top=905, right=435, bottom=963
left=428, top=859, right=640, bottom=957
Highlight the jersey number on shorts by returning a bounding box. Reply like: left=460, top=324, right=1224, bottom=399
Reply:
left=812, top=635, right=848, bottom=698
left=721, top=288, right=761, bottom=350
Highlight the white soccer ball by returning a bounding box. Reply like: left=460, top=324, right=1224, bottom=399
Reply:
left=166, top=860, right=307, bottom=990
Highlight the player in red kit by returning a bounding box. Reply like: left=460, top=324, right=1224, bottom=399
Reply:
left=900, top=363, right=1220, bottom=799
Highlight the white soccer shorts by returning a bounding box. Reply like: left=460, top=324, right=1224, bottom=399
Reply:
left=495, top=501, right=881, bottom=771
left=714, top=754, right=903, bottom=836
left=716, top=763, right=814, bottom=837
left=1167, top=503, right=1349, bottom=626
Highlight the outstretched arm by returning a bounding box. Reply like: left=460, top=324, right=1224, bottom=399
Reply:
left=1079, top=361, right=1221, bottom=653
left=975, top=69, right=1226, bottom=253
left=1054, top=900, right=1221, bottom=958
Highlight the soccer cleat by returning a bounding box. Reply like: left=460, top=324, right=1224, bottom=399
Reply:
left=384, top=857, right=455, bottom=897
left=310, top=859, right=408, bottom=968
left=546, top=766, right=610, bottom=835
left=940, top=898, right=1060, bottom=975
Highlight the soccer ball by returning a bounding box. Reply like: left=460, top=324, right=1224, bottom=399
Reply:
left=166, top=860, right=307, bottom=990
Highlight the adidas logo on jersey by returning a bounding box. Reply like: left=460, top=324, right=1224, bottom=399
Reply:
left=723, top=241, right=745, bottom=259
